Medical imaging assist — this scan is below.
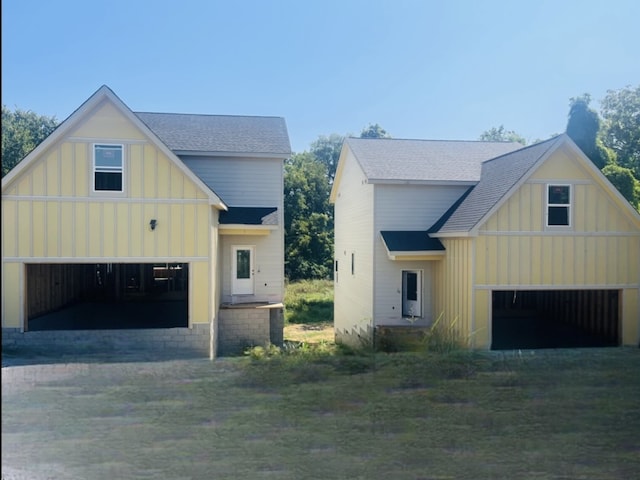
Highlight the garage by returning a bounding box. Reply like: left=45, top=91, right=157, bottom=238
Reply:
left=491, top=290, right=620, bottom=350
left=26, top=263, right=188, bottom=331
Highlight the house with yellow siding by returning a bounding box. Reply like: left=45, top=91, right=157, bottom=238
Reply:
left=331, top=135, right=640, bottom=350
left=1, top=85, right=290, bottom=357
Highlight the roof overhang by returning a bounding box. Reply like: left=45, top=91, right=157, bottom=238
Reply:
left=218, top=206, right=278, bottom=235
left=380, top=231, right=446, bottom=261
left=173, top=150, right=289, bottom=159
left=368, top=179, right=478, bottom=186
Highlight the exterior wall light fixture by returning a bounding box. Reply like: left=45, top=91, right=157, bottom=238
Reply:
left=150, top=219, right=158, bottom=231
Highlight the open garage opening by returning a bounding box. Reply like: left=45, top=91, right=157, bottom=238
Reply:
left=491, top=290, right=620, bottom=350
left=26, top=263, right=188, bottom=331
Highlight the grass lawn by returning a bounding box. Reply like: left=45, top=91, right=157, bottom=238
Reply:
left=3, top=347, right=640, bottom=479
left=284, top=279, right=334, bottom=344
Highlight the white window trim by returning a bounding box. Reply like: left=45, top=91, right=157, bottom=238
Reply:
left=545, top=183, right=572, bottom=229
left=92, top=143, right=126, bottom=196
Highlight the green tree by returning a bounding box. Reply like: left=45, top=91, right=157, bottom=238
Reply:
left=284, top=152, right=333, bottom=280
left=600, top=85, right=640, bottom=177
left=309, top=133, right=344, bottom=184
left=566, top=94, right=608, bottom=169
left=479, top=125, right=527, bottom=145
left=2, top=106, right=58, bottom=177
left=360, top=123, right=390, bottom=139
left=602, top=164, right=640, bottom=209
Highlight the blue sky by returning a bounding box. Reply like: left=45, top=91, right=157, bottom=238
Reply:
left=2, top=0, right=639, bottom=153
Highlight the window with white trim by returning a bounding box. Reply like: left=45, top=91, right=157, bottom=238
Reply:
left=546, top=184, right=571, bottom=226
left=94, top=144, right=123, bottom=192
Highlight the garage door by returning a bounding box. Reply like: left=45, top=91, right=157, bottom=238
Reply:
left=492, top=290, right=620, bottom=350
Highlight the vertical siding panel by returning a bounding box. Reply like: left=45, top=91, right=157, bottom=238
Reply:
left=584, top=237, right=596, bottom=285
left=183, top=204, right=196, bottom=257
left=75, top=144, right=88, bottom=196
left=563, top=237, right=574, bottom=285
left=475, top=236, right=486, bottom=284
left=46, top=203, right=60, bottom=257
left=155, top=204, right=169, bottom=256
left=60, top=144, right=74, bottom=196
left=3, top=201, right=17, bottom=257
left=46, top=152, right=59, bottom=196
left=116, top=203, right=129, bottom=257
left=156, top=154, right=170, bottom=199
left=31, top=163, right=45, bottom=196
left=191, top=262, right=210, bottom=324
left=530, top=183, right=543, bottom=231
left=143, top=145, right=157, bottom=198
left=606, top=236, right=617, bottom=284
left=519, top=184, right=531, bottom=231
left=60, top=203, right=73, bottom=257
left=75, top=203, right=87, bottom=258
left=103, top=204, right=115, bottom=257
left=595, top=236, right=607, bottom=282
left=541, top=236, right=553, bottom=284
left=170, top=165, right=184, bottom=198
left=31, top=202, right=45, bottom=257
left=143, top=204, right=156, bottom=256
left=88, top=203, right=102, bottom=257
left=530, top=236, right=541, bottom=284
left=129, top=144, right=143, bottom=198
left=519, top=236, right=531, bottom=283
left=574, top=235, right=585, bottom=285
left=552, top=237, right=564, bottom=284
left=497, top=236, right=508, bottom=284
left=196, top=206, right=208, bottom=257
left=171, top=204, right=183, bottom=256
left=129, top=204, right=143, bottom=257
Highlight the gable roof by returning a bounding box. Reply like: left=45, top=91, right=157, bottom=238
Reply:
left=434, top=135, right=564, bottom=234
left=135, top=112, right=291, bottom=157
left=1, top=85, right=226, bottom=209
left=344, top=137, right=522, bottom=184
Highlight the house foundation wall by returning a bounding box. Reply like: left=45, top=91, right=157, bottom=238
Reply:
left=218, top=305, right=284, bottom=356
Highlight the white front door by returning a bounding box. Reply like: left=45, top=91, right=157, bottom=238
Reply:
left=232, top=246, right=254, bottom=295
left=402, top=270, right=422, bottom=317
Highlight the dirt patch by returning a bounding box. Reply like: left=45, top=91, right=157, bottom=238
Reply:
left=283, top=322, right=334, bottom=344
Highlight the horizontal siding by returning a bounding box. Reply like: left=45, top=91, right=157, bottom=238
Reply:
left=181, top=156, right=283, bottom=206
left=219, top=232, right=284, bottom=303
left=333, top=148, right=374, bottom=335
left=375, top=184, right=470, bottom=231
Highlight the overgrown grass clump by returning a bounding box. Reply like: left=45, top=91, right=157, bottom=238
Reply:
left=284, top=279, right=333, bottom=324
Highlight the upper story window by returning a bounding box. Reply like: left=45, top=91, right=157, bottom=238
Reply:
left=547, top=184, right=571, bottom=227
left=94, top=144, right=123, bottom=192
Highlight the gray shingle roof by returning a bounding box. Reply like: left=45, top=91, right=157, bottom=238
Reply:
left=346, top=137, right=522, bottom=183
left=435, top=135, right=565, bottom=233
left=135, top=112, right=291, bottom=156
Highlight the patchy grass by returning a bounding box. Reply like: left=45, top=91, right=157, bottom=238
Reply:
left=3, top=348, right=640, bottom=479
left=284, top=279, right=333, bottom=324
left=283, top=322, right=334, bottom=344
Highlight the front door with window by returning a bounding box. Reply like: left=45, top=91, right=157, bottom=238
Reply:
left=232, top=246, right=255, bottom=295
left=402, top=270, right=422, bottom=317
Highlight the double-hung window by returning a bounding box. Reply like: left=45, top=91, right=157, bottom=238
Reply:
left=94, top=144, right=124, bottom=192
left=547, top=184, right=571, bottom=227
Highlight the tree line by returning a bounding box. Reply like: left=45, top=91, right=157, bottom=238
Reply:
left=2, top=86, right=638, bottom=281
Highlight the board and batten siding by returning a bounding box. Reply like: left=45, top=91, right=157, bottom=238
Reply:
left=1, top=101, right=215, bottom=328
left=433, top=238, right=476, bottom=344
left=433, top=147, right=640, bottom=347
left=373, top=184, right=469, bottom=326
left=333, top=147, right=375, bottom=338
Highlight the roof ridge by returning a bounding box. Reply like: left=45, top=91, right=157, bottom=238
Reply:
left=347, top=136, right=521, bottom=145
left=135, top=111, right=284, bottom=120
left=481, top=134, right=564, bottom=165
